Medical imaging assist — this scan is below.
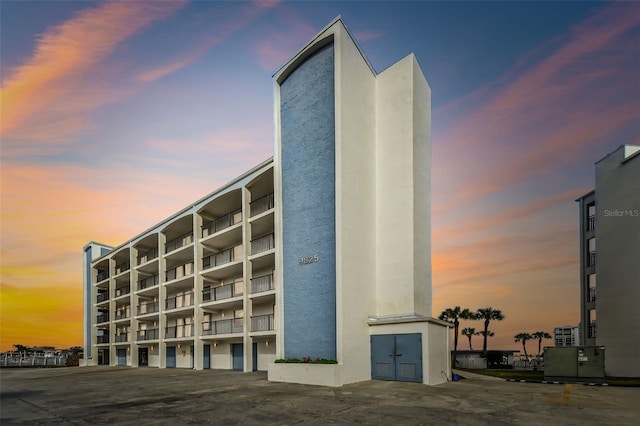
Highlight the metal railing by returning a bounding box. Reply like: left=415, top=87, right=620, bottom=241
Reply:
left=114, top=333, right=129, bottom=343
left=137, top=300, right=159, bottom=315
left=251, top=274, right=274, bottom=294
left=202, top=318, right=244, bottom=335
left=587, top=215, right=596, bottom=231
left=137, top=248, right=158, bottom=265
left=165, top=324, right=194, bottom=339
left=115, top=285, right=130, bottom=297
left=115, top=309, right=130, bottom=320
left=203, top=283, right=243, bottom=302
left=97, top=292, right=109, bottom=303
left=165, top=262, right=194, bottom=282
left=97, top=335, right=109, bottom=344
left=588, top=251, right=596, bottom=267
left=588, top=287, right=596, bottom=302
left=251, top=314, right=274, bottom=332
left=165, top=292, right=195, bottom=310
left=96, top=271, right=109, bottom=282
left=588, top=323, right=596, bottom=338
left=202, top=209, right=242, bottom=237
left=138, top=274, right=159, bottom=290
left=96, top=313, right=110, bottom=323
left=251, top=234, right=275, bottom=255
left=203, top=247, right=236, bottom=269
left=115, top=261, right=130, bottom=274
left=137, top=328, right=159, bottom=341
left=165, top=231, right=194, bottom=253
left=250, top=193, right=274, bottom=217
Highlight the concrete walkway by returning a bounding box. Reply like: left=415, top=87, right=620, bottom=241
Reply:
left=2, top=367, right=639, bottom=425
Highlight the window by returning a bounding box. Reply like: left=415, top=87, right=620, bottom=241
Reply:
left=587, top=238, right=596, bottom=266
left=587, top=204, right=596, bottom=230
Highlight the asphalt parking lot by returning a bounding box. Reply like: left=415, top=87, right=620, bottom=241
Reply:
left=1, top=367, right=639, bottom=425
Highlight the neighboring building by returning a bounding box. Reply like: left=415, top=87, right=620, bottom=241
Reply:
left=82, top=18, right=451, bottom=386
left=553, top=325, right=580, bottom=347
left=576, top=144, right=640, bottom=377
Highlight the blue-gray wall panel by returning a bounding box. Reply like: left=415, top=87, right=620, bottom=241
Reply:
left=280, top=42, right=336, bottom=360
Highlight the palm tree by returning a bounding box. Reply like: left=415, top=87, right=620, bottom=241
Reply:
left=476, top=307, right=505, bottom=353
left=439, top=306, right=473, bottom=369
left=461, top=327, right=476, bottom=350
left=514, top=332, right=532, bottom=367
left=532, top=331, right=552, bottom=360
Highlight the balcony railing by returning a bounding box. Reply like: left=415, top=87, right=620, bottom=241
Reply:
left=203, top=283, right=243, bottom=302
left=115, top=285, right=130, bottom=297
left=96, top=335, right=109, bottom=344
left=115, top=262, right=130, bottom=275
left=165, top=262, right=194, bottom=282
left=138, top=274, right=159, bottom=290
left=251, top=234, right=275, bottom=255
left=202, top=318, right=244, bottom=335
left=115, top=309, right=130, bottom=320
left=251, top=274, right=274, bottom=294
left=203, top=248, right=236, bottom=270
left=114, top=333, right=129, bottom=343
left=251, top=314, right=274, bottom=332
left=250, top=193, right=274, bottom=217
left=137, top=328, right=159, bottom=341
left=96, top=312, right=110, bottom=323
left=137, top=248, right=158, bottom=265
left=137, top=301, right=159, bottom=315
left=96, top=271, right=109, bottom=282
left=588, top=287, right=596, bottom=302
left=587, top=215, right=596, bottom=231
left=202, top=209, right=242, bottom=237
left=588, top=323, right=596, bottom=338
left=165, top=324, right=194, bottom=339
left=97, top=292, right=109, bottom=303
left=588, top=251, right=596, bottom=267
left=165, top=231, right=194, bottom=253
left=165, top=292, right=195, bottom=310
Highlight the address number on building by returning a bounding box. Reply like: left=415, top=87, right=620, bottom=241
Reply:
left=299, top=254, right=319, bottom=265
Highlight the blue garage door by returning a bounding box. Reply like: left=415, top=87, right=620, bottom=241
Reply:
left=371, top=333, right=422, bottom=383
left=203, top=344, right=210, bottom=369
left=166, top=346, right=176, bottom=368
left=232, top=344, right=243, bottom=371
left=117, top=349, right=127, bottom=366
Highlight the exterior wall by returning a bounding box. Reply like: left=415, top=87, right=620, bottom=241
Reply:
left=210, top=342, right=232, bottom=369
left=256, top=341, right=276, bottom=371
left=594, top=146, right=640, bottom=377
left=577, top=191, right=596, bottom=347
left=280, top=41, right=337, bottom=361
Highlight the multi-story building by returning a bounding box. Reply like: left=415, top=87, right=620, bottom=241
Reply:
left=576, top=144, right=640, bottom=377
left=553, top=325, right=580, bottom=347
left=82, top=18, right=451, bottom=386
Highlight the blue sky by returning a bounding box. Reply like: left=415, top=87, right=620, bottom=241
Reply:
left=1, top=0, right=638, bottom=351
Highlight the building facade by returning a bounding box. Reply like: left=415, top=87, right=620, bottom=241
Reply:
left=576, top=144, right=640, bottom=377
left=553, top=325, right=580, bottom=347
left=83, top=18, right=451, bottom=386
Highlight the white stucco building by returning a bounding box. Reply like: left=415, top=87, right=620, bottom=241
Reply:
left=82, top=18, right=451, bottom=386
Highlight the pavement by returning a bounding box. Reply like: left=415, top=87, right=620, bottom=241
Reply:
left=1, top=367, right=639, bottom=425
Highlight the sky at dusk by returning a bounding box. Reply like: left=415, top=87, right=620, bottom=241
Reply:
left=1, top=1, right=639, bottom=353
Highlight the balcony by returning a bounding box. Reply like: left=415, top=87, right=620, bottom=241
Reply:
left=165, top=262, right=194, bottom=282
left=96, top=312, right=110, bottom=323
left=165, top=292, right=195, bottom=310
left=251, top=234, right=275, bottom=255
left=137, top=328, right=159, bottom=341
left=588, top=323, right=596, bottom=338
left=96, top=271, right=109, bottom=282
left=251, top=274, right=274, bottom=294
left=250, top=193, right=274, bottom=218
left=588, top=251, right=596, bottom=267
left=203, top=248, right=236, bottom=270
left=115, top=261, right=130, bottom=275
left=114, top=309, right=130, bottom=321
left=137, top=301, right=159, bottom=316
left=97, top=292, right=109, bottom=303
left=251, top=314, right=274, bottom=332
left=588, top=287, right=596, bottom=302
left=202, top=209, right=242, bottom=237
left=96, top=335, right=109, bottom=344
left=137, top=248, right=158, bottom=265
left=138, top=274, right=159, bottom=291
left=165, top=324, right=194, bottom=339
left=587, top=215, right=596, bottom=231
left=165, top=231, right=194, bottom=254
left=202, top=318, right=244, bottom=336
left=114, top=333, right=129, bottom=343
left=203, top=283, right=243, bottom=302
left=115, top=285, right=130, bottom=298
